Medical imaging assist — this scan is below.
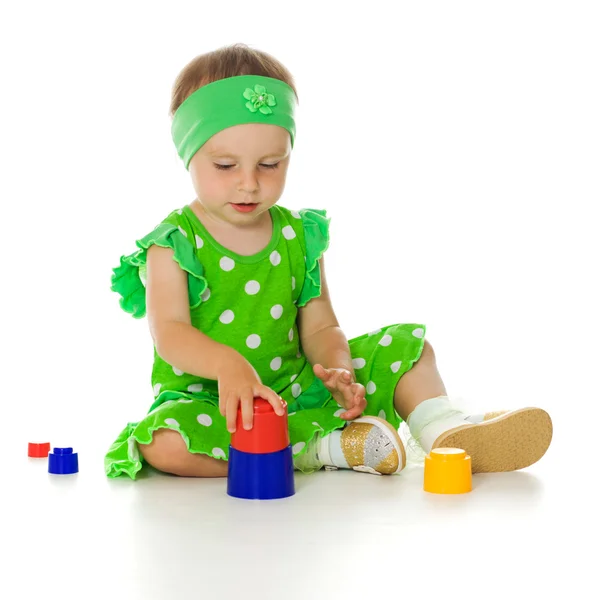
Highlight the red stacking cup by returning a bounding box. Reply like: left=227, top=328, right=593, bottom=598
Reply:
left=28, top=442, right=51, bottom=458
left=231, top=398, right=289, bottom=454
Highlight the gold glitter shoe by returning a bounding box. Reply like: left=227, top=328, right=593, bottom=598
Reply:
left=432, top=407, right=553, bottom=473
left=339, top=416, right=406, bottom=475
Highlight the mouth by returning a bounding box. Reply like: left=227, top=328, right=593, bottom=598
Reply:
left=231, top=201, right=259, bottom=213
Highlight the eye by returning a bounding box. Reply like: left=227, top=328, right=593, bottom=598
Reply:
left=213, top=162, right=280, bottom=171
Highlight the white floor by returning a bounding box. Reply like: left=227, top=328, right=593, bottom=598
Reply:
left=5, top=421, right=595, bottom=600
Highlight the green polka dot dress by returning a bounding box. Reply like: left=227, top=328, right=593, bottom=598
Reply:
left=105, top=204, right=427, bottom=479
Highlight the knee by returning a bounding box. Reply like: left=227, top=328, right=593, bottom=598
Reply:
left=139, top=428, right=190, bottom=475
left=418, top=339, right=436, bottom=363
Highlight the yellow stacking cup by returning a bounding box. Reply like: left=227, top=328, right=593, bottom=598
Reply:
left=424, top=448, right=472, bottom=494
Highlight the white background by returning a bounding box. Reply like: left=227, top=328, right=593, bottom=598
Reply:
left=1, top=1, right=598, bottom=599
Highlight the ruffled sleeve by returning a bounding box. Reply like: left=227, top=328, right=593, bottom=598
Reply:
left=110, top=220, right=208, bottom=319
left=296, top=208, right=331, bottom=307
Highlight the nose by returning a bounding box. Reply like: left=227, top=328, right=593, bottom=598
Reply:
left=237, top=168, right=259, bottom=193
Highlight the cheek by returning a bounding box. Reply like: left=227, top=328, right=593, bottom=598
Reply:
left=273, top=171, right=288, bottom=190
left=195, top=169, right=228, bottom=197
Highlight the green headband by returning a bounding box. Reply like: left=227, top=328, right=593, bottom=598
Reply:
left=171, top=74, right=297, bottom=170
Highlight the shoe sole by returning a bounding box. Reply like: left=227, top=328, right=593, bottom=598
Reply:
left=432, top=407, right=553, bottom=473
left=354, top=416, right=407, bottom=473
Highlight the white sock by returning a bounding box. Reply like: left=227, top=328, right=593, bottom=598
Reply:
left=319, top=430, right=348, bottom=468
left=406, top=395, right=472, bottom=454
left=292, top=429, right=348, bottom=473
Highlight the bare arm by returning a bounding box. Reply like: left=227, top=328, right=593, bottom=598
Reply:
left=146, top=244, right=238, bottom=379
left=297, top=257, right=355, bottom=377
left=298, top=257, right=366, bottom=419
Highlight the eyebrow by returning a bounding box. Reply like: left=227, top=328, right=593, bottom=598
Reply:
left=208, top=149, right=288, bottom=159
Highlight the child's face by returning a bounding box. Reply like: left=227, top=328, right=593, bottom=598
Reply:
left=188, top=123, right=291, bottom=225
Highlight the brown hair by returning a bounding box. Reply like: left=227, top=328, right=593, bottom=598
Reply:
left=169, top=43, right=299, bottom=118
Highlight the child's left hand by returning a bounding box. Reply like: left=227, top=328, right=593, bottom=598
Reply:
left=313, top=364, right=367, bottom=420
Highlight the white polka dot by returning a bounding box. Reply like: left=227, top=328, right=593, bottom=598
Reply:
left=291, top=210, right=301, bottom=219
left=292, top=276, right=296, bottom=290
left=378, top=410, right=386, bottom=420
left=282, top=225, right=296, bottom=240
left=177, top=209, right=183, bottom=215
left=292, top=441, right=305, bottom=455
left=288, top=412, right=296, bottom=417
left=296, top=352, right=301, bottom=358
left=270, top=250, right=281, bottom=266
left=246, top=334, right=261, bottom=349
left=188, top=383, right=204, bottom=393
left=270, top=357, right=282, bottom=370
left=213, top=447, right=226, bottom=458
left=128, top=437, right=140, bottom=461
left=219, top=310, right=235, bottom=324
left=379, top=334, right=392, bottom=347
left=270, top=304, right=283, bottom=319
left=334, top=408, right=345, bottom=418
left=195, top=234, right=204, bottom=249
left=220, top=256, right=235, bottom=271
left=391, top=361, right=402, bottom=373
left=245, top=280, right=260, bottom=295
left=368, top=328, right=382, bottom=336
left=178, top=225, right=188, bottom=237
left=352, top=358, right=366, bottom=369
left=197, top=414, right=212, bottom=426
left=173, top=366, right=184, bottom=376
left=292, top=383, right=302, bottom=398
left=312, top=421, right=322, bottom=428
left=413, top=327, right=425, bottom=338
left=178, top=398, right=194, bottom=403
left=164, top=418, right=180, bottom=427
left=153, top=383, right=162, bottom=396
left=201, top=287, right=211, bottom=302
left=290, top=374, right=298, bottom=382
left=288, top=328, right=294, bottom=341
left=366, top=381, right=377, bottom=394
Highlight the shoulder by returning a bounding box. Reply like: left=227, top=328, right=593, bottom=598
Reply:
left=274, top=205, right=328, bottom=221
left=137, top=205, right=207, bottom=250
left=274, top=205, right=330, bottom=240
left=157, top=206, right=195, bottom=238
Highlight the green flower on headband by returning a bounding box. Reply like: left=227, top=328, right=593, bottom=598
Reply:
left=243, top=84, right=277, bottom=114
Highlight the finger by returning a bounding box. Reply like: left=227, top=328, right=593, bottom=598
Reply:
left=341, top=382, right=357, bottom=410
left=354, top=395, right=367, bottom=415
left=220, top=391, right=231, bottom=418
left=341, top=370, right=353, bottom=383
left=260, top=386, right=286, bottom=416
left=350, top=382, right=367, bottom=401
left=331, top=369, right=354, bottom=392
left=313, top=363, right=331, bottom=381
left=240, top=389, right=255, bottom=430
left=350, top=386, right=368, bottom=414
left=340, top=403, right=363, bottom=420
left=226, top=394, right=240, bottom=433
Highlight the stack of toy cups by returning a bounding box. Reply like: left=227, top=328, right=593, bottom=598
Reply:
left=227, top=398, right=295, bottom=499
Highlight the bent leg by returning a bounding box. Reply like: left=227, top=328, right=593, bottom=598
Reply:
left=139, top=429, right=228, bottom=478
left=393, top=339, right=447, bottom=421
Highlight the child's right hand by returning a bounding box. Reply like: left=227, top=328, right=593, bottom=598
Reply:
left=217, top=353, right=286, bottom=433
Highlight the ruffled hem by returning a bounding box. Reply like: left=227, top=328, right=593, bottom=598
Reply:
left=110, top=221, right=208, bottom=318
left=104, top=396, right=347, bottom=480
left=104, top=422, right=228, bottom=480
left=296, top=208, right=331, bottom=307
